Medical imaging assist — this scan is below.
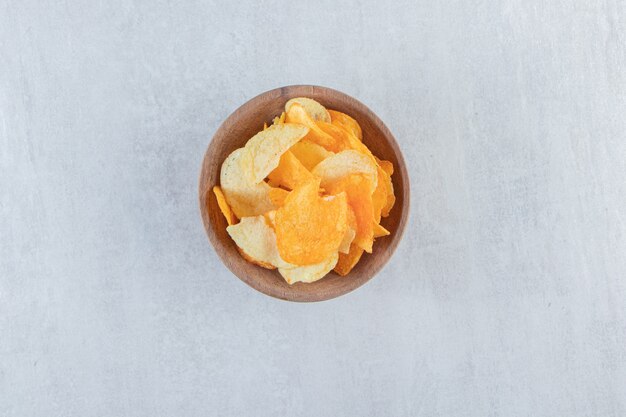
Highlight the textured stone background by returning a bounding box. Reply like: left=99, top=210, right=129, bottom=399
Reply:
left=2, top=1, right=625, bottom=416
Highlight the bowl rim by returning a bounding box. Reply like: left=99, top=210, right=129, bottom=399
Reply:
left=199, top=84, right=410, bottom=302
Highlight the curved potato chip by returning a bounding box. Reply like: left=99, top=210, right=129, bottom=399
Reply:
left=372, top=166, right=389, bottom=223
left=227, top=215, right=291, bottom=269
left=220, top=148, right=276, bottom=218
left=285, top=97, right=331, bottom=123
left=212, top=186, right=238, bottom=226
left=312, top=149, right=378, bottom=193
left=275, top=179, right=348, bottom=265
left=272, top=111, right=286, bottom=126
left=268, top=187, right=289, bottom=207
left=338, top=227, right=356, bottom=254
left=264, top=210, right=276, bottom=226
left=290, top=139, right=334, bottom=171
left=245, top=123, right=309, bottom=183
left=368, top=157, right=395, bottom=218
left=268, top=151, right=315, bottom=190
left=278, top=252, right=338, bottom=284
left=316, top=121, right=354, bottom=151
left=329, top=110, right=362, bottom=140
left=326, top=173, right=375, bottom=253
left=381, top=171, right=395, bottom=218
left=338, top=207, right=357, bottom=254
left=334, top=244, right=364, bottom=276
left=237, top=246, right=276, bottom=270
left=373, top=223, right=390, bottom=238
left=376, top=158, right=394, bottom=176
left=285, top=103, right=344, bottom=152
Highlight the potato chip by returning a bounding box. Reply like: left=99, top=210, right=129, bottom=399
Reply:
left=371, top=166, right=388, bottom=224
left=278, top=252, right=339, bottom=284
left=285, top=97, right=331, bottom=123
left=338, top=227, right=356, bottom=254
left=312, top=149, right=378, bottom=193
left=334, top=244, right=364, bottom=276
left=220, top=148, right=277, bottom=218
left=212, top=186, right=238, bottom=226
left=325, top=173, right=375, bottom=253
left=316, top=121, right=354, bottom=151
left=376, top=158, right=394, bottom=176
left=289, top=139, right=333, bottom=171
left=268, top=187, right=289, bottom=207
left=285, top=103, right=344, bottom=152
left=264, top=209, right=276, bottom=226
left=373, top=223, right=390, bottom=238
left=366, top=157, right=395, bottom=218
left=275, top=179, right=348, bottom=265
left=329, top=110, right=362, bottom=140
left=237, top=246, right=276, bottom=270
left=272, top=111, right=286, bottom=126
left=244, top=123, right=309, bottom=183
left=381, top=170, right=395, bottom=218
left=338, top=206, right=357, bottom=254
left=268, top=151, right=315, bottom=190
left=227, top=215, right=291, bottom=269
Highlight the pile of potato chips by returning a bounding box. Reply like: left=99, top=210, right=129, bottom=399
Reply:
left=213, top=97, right=395, bottom=284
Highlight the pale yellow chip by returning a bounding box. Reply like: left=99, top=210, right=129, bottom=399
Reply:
left=244, top=123, right=309, bottom=183
left=285, top=97, right=331, bottom=123
left=278, top=252, right=338, bottom=284
left=338, top=226, right=356, bottom=254
left=290, top=140, right=334, bottom=171
left=220, top=148, right=277, bottom=218
left=285, top=103, right=344, bottom=152
left=237, top=246, right=275, bottom=270
left=226, top=215, right=291, bottom=269
left=312, top=149, right=378, bottom=193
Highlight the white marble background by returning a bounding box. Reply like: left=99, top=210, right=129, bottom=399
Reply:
left=2, top=0, right=625, bottom=416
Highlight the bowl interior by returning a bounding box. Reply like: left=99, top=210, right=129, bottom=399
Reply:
left=199, top=85, right=409, bottom=302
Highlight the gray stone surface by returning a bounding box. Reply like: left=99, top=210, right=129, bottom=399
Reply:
left=2, top=0, right=626, bottom=415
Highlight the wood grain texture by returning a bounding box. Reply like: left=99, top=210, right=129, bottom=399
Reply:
left=199, top=85, right=410, bottom=302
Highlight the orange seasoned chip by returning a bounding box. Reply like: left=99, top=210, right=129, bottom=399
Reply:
left=326, top=174, right=375, bottom=253
left=371, top=168, right=386, bottom=224
left=373, top=223, right=390, bottom=238
left=372, top=158, right=395, bottom=218
left=376, top=158, right=394, bottom=176
left=329, top=110, right=362, bottom=141
left=285, top=103, right=344, bottom=153
left=268, top=151, right=315, bottom=190
left=316, top=121, right=352, bottom=152
left=382, top=176, right=395, bottom=218
left=334, top=244, right=364, bottom=276
left=268, top=187, right=289, bottom=207
left=290, top=139, right=333, bottom=171
left=212, top=186, right=238, bottom=226
left=275, top=179, right=348, bottom=265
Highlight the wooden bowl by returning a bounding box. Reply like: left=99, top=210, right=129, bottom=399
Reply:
left=199, top=85, right=410, bottom=302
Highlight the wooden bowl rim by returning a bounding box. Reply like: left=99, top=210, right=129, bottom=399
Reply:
left=199, top=85, right=410, bottom=302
